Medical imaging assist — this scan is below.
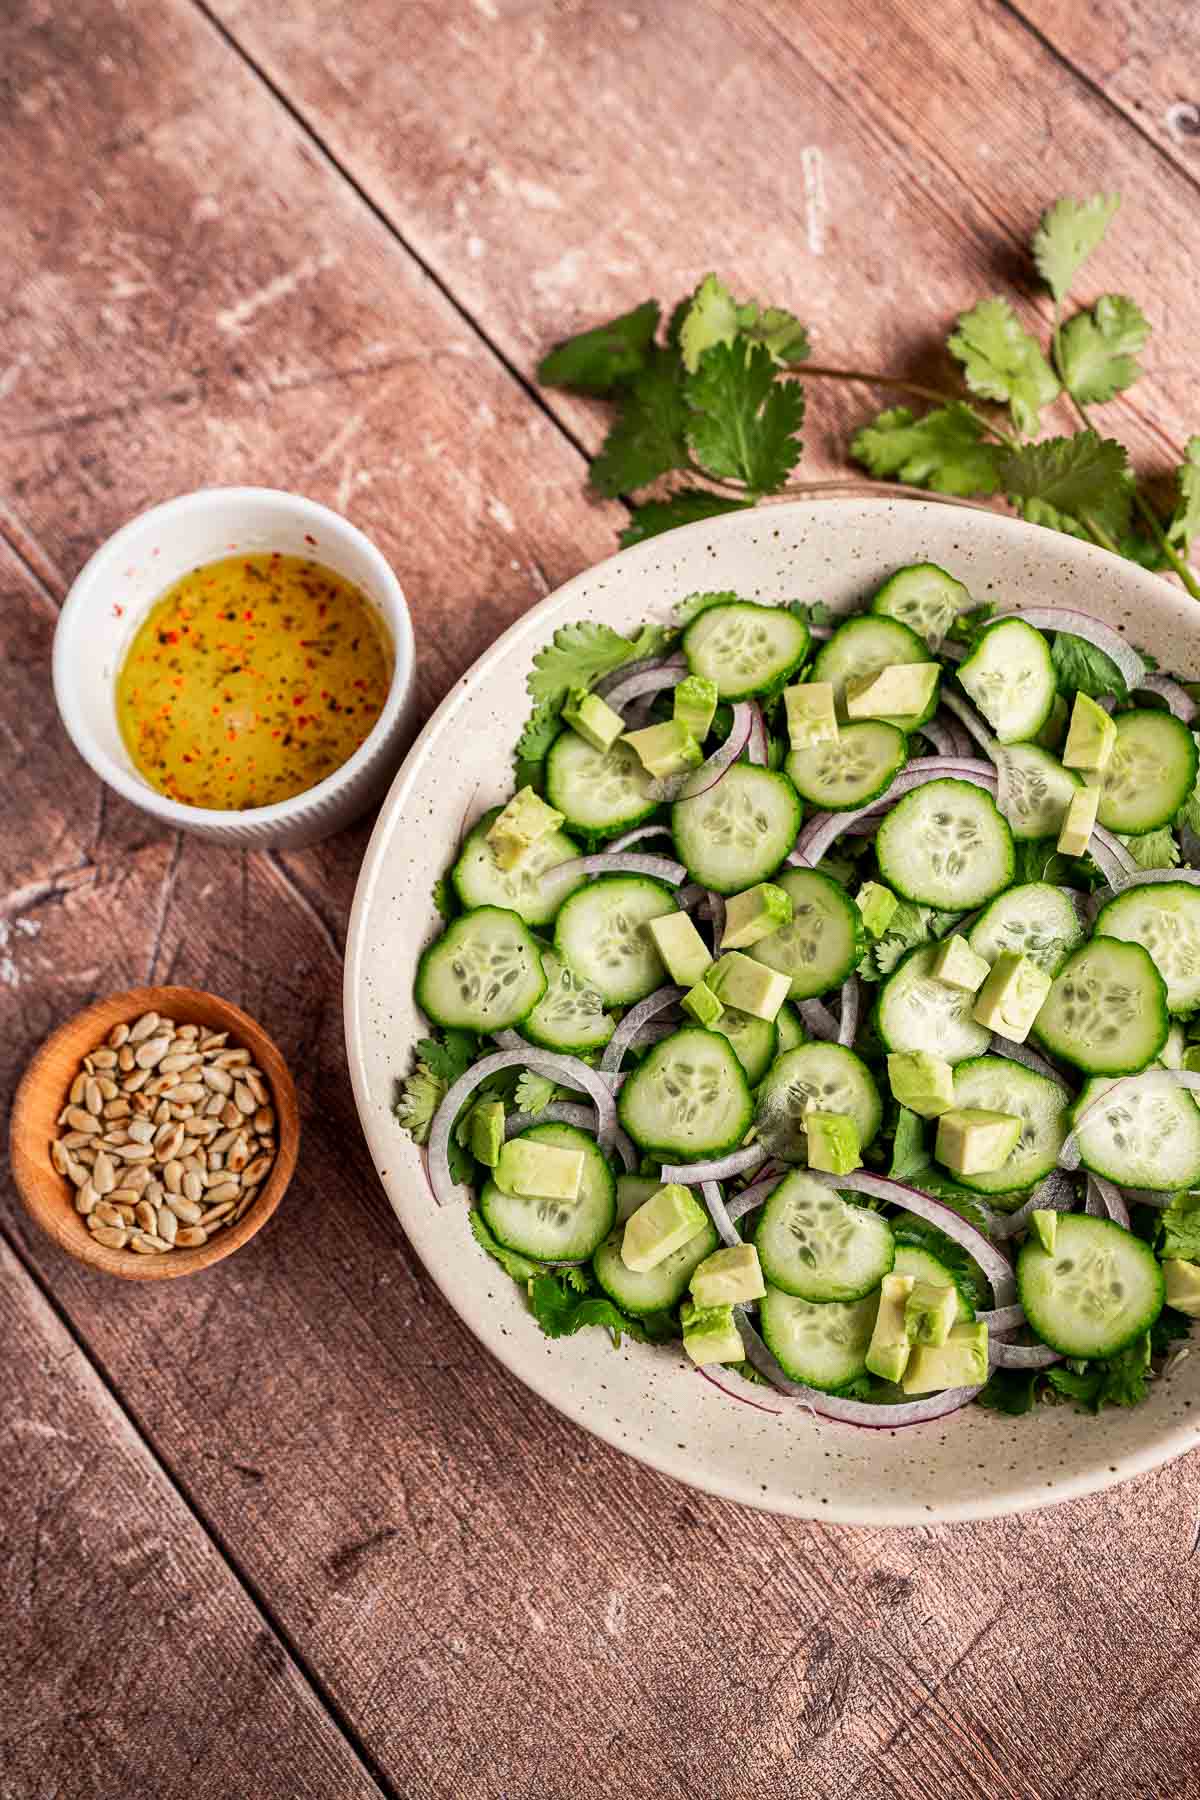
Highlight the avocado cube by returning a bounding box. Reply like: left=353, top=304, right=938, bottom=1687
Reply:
left=705, top=952, right=790, bottom=1023
left=690, top=1242, right=767, bottom=1308
left=1035, top=691, right=1069, bottom=753
left=563, top=687, right=625, bottom=753
left=805, top=1110, right=861, bottom=1175
left=845, top=662, right=939, bottom=722
left=931, top=933, right=991, bottom=994
left=494, top=1138, right=584, bottom=1200
left=1164, top=1259, right=1200, bottom=1317
left=971, top=950, right=1052, bottom=1044
left=1184, top=1046, right=1200, bottom=1076
left=901, top=1320, right=989, bottom=1394
left=621, top=719, right=703, bottom=780
left=935, top=1108, right=1022, bottom=1176
left=466, top=1099, right=505, bottom=1168
left=1031, top=1208, right=1058, bottom=1256
left=1063, top=691, right=1117, bottom=772
left=673, top=674, right=719, bottom=742
left=621, top=1183, right=709, bottom=1273
left=866, top=1272, right=915, bottom=1383
left=1057, top=784, right=1100, bottom=857
left=486, top=786, right=566, bottom=870
left=681, top=980, right=724, bottom=1027
left=680, top=1299, right=746, bottom=1366
left=721, top=882, right=793, bottom=951
left=784, top=680, right=838, bottom=749
left=855, top=880, right=899, bottom=939
left=648, top=911, right=713, bottom=987
left=904, top=1280, right=959, bottom=1348
left=887, top=1051, right=956, bottom=1119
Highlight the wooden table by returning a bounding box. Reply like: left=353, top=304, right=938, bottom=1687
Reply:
left=4, top=3, right=1200, bottom=1794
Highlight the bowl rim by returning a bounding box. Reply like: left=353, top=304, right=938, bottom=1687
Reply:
left=51, top=485, right=415, bottom=832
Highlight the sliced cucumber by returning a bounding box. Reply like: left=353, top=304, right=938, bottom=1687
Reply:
left=948, top=1056, right=1069, bottom=1195
left=451, top=809, right=586, bottom=927
left=785, top=720, right=907, bottom=811
left=1033, top=937, right=1168, bottom=1075
left=709, top=1007, right=778, bottom=1085
left=994, top=744, right=1081, bottom=841
left=755, top=1170, right=894, bottom=1301
left=670, top=764, right=801, bottom=895
left=1072, top=1071, right=1200, bottom=1190
left=755, top=1043, right=882, bottom=1162
left=748, top=867, right=865, bottom=1001
left=480, top=1123, right=616, bottom=1261
left=1092, top=710, right=1198, bottom=834
left=876, top=778, right=1014, bottom=911
left=967, top=882, right=1085, bottom=977
left=553, top=876, right=676, bottom=1006
left=892, top=1244, right=973, bottom=1323
left=811, top=615, right=937, bottom=731
left=682, top=601, right=810, bottom=700
left=521, top=950, right=614, bottom=1055
left=617, top=1026, right=754, bottom=1162
left=875, top=944, right=991, bottom=1064
left=1095, top=882, right=1200, bottom=1015
left=956, top=618, right=1055, bottom=744
left=775, top=1000, right=805, bottom=1054
left=416, top=906, right=546, bottom=1032
left=759, top=1286, right=876, bottom=1392
left=544, top=731, right=657, bottom=837
left=593, top=1219, right=718, bottom=1315
left=870, top=563, right=970, bottom=650
left=1017, top=1214, right=1164, bottom=1358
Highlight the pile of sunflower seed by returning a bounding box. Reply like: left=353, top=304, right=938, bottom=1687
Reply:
left=50, top=1010, right=277, bottom=1255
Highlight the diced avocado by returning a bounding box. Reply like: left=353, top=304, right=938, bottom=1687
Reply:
left=563, top=687, right=625, bottom=753
left=1163, top=1259, right=1200, bottom=1317
left=621, top=1183, right=709, bottom=1273
left=784, top=680, right=838, bottom=749
left=673, top=674, right=719, bottom=742
left=855, top=880, right=899, bottom=938
left=681, top=980, right=724, bottom=1027
left=805, top=1110, right=861, bottom=1175
left=681, top=1299, right=746, bottom=1366
left=1063, top=691, right=1117, bottom=772
left=647, top=911, right=714, bottom=987
left=905, top=1280, right=959, bottom=1348
left=901, top=1319, right=989, bottom=1394
left=971, top=950, right=1052, bottom=1045
left=486, top=786, right=566, bottom=870
left=866, top=1272, right=915, bottom=1383
left=887, top=1051, right=956, bottom=1119
left=1057, top=783, right=1100, bottom=857
left=935, top=1108, right=1022, bottom=1176
left=705, top=952, right=790, bottom=1023
left=1035, top=691, right=1069, bottom=753
left=1031, top=1208, right=1058, bottom=1255
left=721, top=882, right=793, bottom=951
left=845, top=662, right=939, bottom=722
left=622, top=719, right=703, bottom=780
left=931, top=934, right=991, bottom=994
left=690, top=1242, right=766, bottom=1308
left=1183, top=1046, right=1200, bottom=1076
left=494, top=1137, right=584, bottom=1200
left=466, top=1099, right=505, bottom=1168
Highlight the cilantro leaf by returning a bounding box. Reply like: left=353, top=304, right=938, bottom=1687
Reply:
left=977, top=1366, right=1041, bottom=1415
left=948, top=297, right=1060, bottom=435
left=1012, top=838, right=1070, bottom=885
left=1059, top=295, right=1149, bottom=405
left=537, top=300, right=660, bottom=393
left=890, top=1211, right=984, bottom=1313
left=416, top=1031, right=477, bottom=1084
left=528, top=1273, right=674, bottom=1345
left=1050, top=628, right=1129, bottom=705
left=1033, top=193, right=1121, bottom=305
left=685, top=339, right=804, bottom=495
left=678, top=274, right=742, bottom=374
left=674, top=589, right=741, bottom=627
left=1001, top=430, right=1133, bottom=541
left=469, top=1209, right=542, bottom=1284
left=618, top=488, right=752, bottom=548
left=1047, top=1334, right=1151, bottom=1412
left=394, top=1030, right=477, bottom=1144
left=514, top=1069, right=559, bottom=1114
left=526, top=620, right=672, bottom=708
left=849, top=403, right=1004, bottom=497
left=1159, top=1192, right=1200, bottom=1262
left=788, top=600, right=835, bottom=630
left=590, top=345, right=690, bottom=497
left=889, top=1108, right=928, bottom=1181
left=746, top=305, right=810, bottom=365
left=512, top=698, right=564, bottom=789
left=1167, top=437, right=1200, bottom=553
left=1116, top=826, right=1180, bottom=870
left=431, top=875, right=455, bottom=923
left=866, top=901, right=959, bottom=980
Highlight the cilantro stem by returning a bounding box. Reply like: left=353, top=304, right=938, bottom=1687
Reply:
left=787, top=364, right=1018, bottom=446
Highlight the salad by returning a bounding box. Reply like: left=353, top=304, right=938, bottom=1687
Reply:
left=397, top=564, right=1200, bottom=1428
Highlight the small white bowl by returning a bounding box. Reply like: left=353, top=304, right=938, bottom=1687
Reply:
left=53, top=487, right=416, bottom=849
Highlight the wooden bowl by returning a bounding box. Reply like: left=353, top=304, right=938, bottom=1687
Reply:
left=10, top=985, right=299, bottom=1281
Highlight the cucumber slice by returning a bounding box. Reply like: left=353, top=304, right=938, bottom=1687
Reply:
left=451, top=808, right=586, bottom=927
left=812, top=615, right=937, bottom=731
left=755, top=1170, right=894, bottom=1301
left=994, top=744, right=1081, bottom=841
left=593, top=1219, right=718, bottom=1315
left=875, top=944, right=992, bottom=1064
left=1072, top=1072, right=1200, bottom=1190
left=520, top=951, right=615, bottom=1055
left=956, top=618, right=1055, bottom=744
left=755, top=1043, right=882, bottom=1162
left=948, top=1056, right=1070, bottom=1195
left=1092, top=710, right=1198, bottom=834
left=876, top=779, right=1014, bottom=910
left=1017, top=1215, right=1164, bottom=1359
left=682, top=601, right=810, bottom=700
left=708, top=1007, right=778, bottom=1085
left=775, top=1000, right=805, bottom=1054
left=544, top=731, right=657, bottom=837
left=1033, top=938, right=1168, bottom=1075
left=480, top=1122, right=616, bottom=1261
left=415, top=906, right=546, bottom=1032
left=759, top=1286, right=876, bottom=1391
left=1095, top=882, right=1200, bottom=1015
left=617, top=1026, right=754, bottom=1162
left=554, top=876, right=676, bottom=1006
left=670, top=764, right=801, bottom=895
left=748, top=867, right=865, bottom=1001
left=870, top=563, right=970, bottom=650
left=892, top=1244, right=973, bottom=1323
left=967, top=882, right=1085, bottom=977
left=785, top=720, right=907, bottom=811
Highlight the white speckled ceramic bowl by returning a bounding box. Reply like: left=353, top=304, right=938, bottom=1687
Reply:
left=345, top=498, right=1200, bottom=1523
left=53, top=487, right=416, bottom=849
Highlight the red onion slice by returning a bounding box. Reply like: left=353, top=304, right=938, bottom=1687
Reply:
left=1087, top=1173, right=1131, bottom=1227
left=979, top=1303, right=1026, bottom=1332
left=608, top=823, right=674, bottom=852
left=1060, top=1068, right=1200, bottom=1172
left=661, top=1143, right=769, bottom=1186
left=550, top=851, right=686, bottom=885
left=599, top=986, right=685, bottom=1078
left=705, top=890, right=727, bottom=949
left=676, top=883, right=706, bottom=911
left=1134, top=673, right=1197, bottom=723
left=988, top=1170, right=1076, bottom=1240
left=918, top=717, right=964, bottom=757
left=701, top=1180, right=742, bottom=1248
left=675, top=703, right=755, bottom=801
left=788, top=759, right=997, bottom=869
left=939, top=690, right=997, bottom=756
left=746, top=702, right=768, bottom=767
left=837, top=976, right=861, bottom=1048
left=807, top=1169, right=1016, bottom=1307
left=989, top=1340, right=1063, bottom=1370
left=998, top=607, right=1145, bottom=690
left=734, top=1311, right=982, bottom=1424
left=595, top=655, right=687, bottom=706
left=798, top=999, right=839, bottom=1041
left=1115, top=1186, right=1178, bottom=1210
left=1109, top=867, right=1200, bottom=893
left=989, top=1039, right=1073, bottom=1090
left=726, top=1170, right=784, bottom=1223
left=505, top=1102, right=596, bottom=1136
left=1088, top=823, right=1137, bottom=885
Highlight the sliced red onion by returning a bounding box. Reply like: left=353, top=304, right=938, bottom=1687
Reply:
left=989, top=1039, right=1073, bottom=1091
left=734, top=1311, right=982, bottom=1424
left=1110, top=867, right=1200, bottom=893
left=807, top=1169, right=1016, bottom=1306
left=674, top=703, right=754, bottom=801
left=837, top=976, right=861, bottom=1048
left=1182, top=826, right=1200, bottom=868
left=1087, top=1173, right=1130, bottom=1228
left=917, top=717, right=964, bottom=758
left=661, top=1143, right=769, bottom=1186
left=940, top=638, right=966, bottom=663
left=1060, top=1069, right=1200, bottom=1172
left=599, top=985, right=684, bottom=1078
left=788, top=759, right=997, bottom=869
left=939, top=689, right=997, bottom=755
left=988, top=1170, right=1076, bottom=1240
left=677, top=882, right=706, bottom=911
left=502, top=1102, right=637, bottom=1172
left=746, top=702, right=768, bottom=767
left=701, top=1180, right=742, bottom=1249
left=979, top=1303, right=1026, bottom=1332
left=705, top=889, right=727, bottom=949
left=999, top=607, right=1145, bottom=690
left=1135, top=674, right=1196, bottom=721
left=1115, top=1186, right=1178, bottom=1210
left=798, top=998, right=839, bottom=1041
left=550, top=851, right=686, bottom=885
left=696, top=1366, right=783, bottom=1415
left=595, top=655, right=686, bottom=706
left=726, top=1170, right=784, bottom=1222
left=988, top=1340, right=1063, bottom=1369
left=1088, top=823, right=1137, bottom=884
left=608, top=823, right=674, bottom=852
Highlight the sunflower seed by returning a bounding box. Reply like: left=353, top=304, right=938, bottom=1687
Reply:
left=69, top=1073, right=87, bottom=1106
left=242, top=1154, right=274, bottom=1186
left=160, top=1051, right=200, bottom=1074
left=108, top=1187, right=139, bottom=1206
left=94, top=1201, right=127, bottom=1228
left=50, top=1139, right=70, bottom=1176
left=200, top=1031, right=228, bottom=1050
left=123, top=1068, right=151, bottom=1093
left=83, top=1077, right=102, bottom=1116
left=128, top=1011, right=160, bottom=1044
left=253, top=1106, right=275, bottom=1135
left=92, top=1150, right=117, bottom=1196
left=199, top=1200, right=235, bottom=1226
left=96, top=1075, right=119, bottom=1100
left=130, top=1231, right=169, bottom=1254
left=108, top=1022, right=131, bottom=1048
left=114, top=1144, right=154, bottom=1163
left=175, top=1023, right=198, bottom=1040
left=156, top=1207, right=178, bottom=1245
left=208, top=1151, right=224, bottom=1173
left=202, top=1065, right=233, bottom=1095
left=90, top=1224, right=129, bottom=1249
left=103, top=1098, right=131, bottom=1121
left=155, top=1121, right=185, bottom=1160
left=134, top=1200, right=158, bottom=1233
left=135, top=1036, right=171, bottom=1069
left=124, top=1164, right=152, bottom=1195
left=117, top=1046, right=136, bottom=1073
left=220, top=1100, right=241, bottom=1129
left=127, top=1118, right=155, bottom=1145
left=65, top=1159, right=90, bottom=1188
left=165, top=1194, right=203, bottom=1223
left=65, top=1107, right=100, bottom=1135
left=226, top=1135, right=250, bottom=1174
left=175, top=1226, right=208, bottom=1246
left=91, top=1047, right=119, bottom=1069
left=75, top=1181, right=99, bottom=1216
left=182, top=1170, right=204, bottom=1204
